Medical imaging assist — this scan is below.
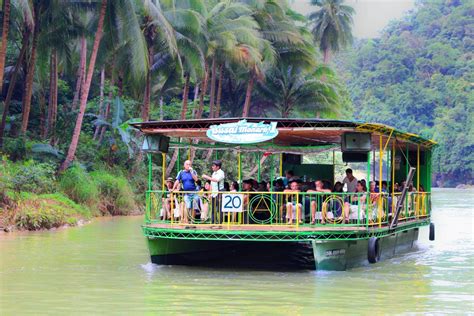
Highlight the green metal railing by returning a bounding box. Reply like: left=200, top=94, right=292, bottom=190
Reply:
left=144, top=190, right=431, bottom=229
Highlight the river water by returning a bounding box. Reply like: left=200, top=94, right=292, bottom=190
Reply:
left=0, top=189, right=472, bottom=314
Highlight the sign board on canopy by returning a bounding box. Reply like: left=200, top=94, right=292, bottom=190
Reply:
left=206, top=120, right=278, bottom=144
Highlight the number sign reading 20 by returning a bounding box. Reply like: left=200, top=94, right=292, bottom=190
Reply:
left=221, top=194, right=244, bottom=213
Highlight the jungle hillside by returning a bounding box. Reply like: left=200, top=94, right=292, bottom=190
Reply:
left=337, top=0, right=473, bottom=187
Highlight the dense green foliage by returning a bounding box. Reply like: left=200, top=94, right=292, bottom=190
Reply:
left=0, top=0, right=353, bottom=230
left=0, top=156, right=136, bottom=230
left=90, top=170, right=136, bottom=215
left=338, top=0, right=473, bottom=186
left=58, top=165, right=99, bottom=208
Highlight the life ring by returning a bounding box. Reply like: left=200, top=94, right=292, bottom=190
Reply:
left=368, top=237, right=381, bottom=263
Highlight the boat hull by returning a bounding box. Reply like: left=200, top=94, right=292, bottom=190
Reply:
left=147, top=228, right=420, bottom=270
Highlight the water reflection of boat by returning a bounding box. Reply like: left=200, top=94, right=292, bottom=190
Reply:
left=131, top=118, right=436, bottom=270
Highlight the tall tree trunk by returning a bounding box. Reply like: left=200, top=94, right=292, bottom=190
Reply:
left=45, top=57, right=53, bottom=138
left=180, top=73, right=190, bottom=120
left=0, top=29, right=28, bottom=146
left=246, top=155, right=268, bottom=178
left=39, top=91, right=47, bottom=138
left=71, top=36, right=87, bottom=111
left=98, top=56, right=115, bottom=144
left=197, top=62, right=209, bottom=119
left=191, top=84, right=199, bottom=118
left=215, top=64, right=223, bottom=118
left=209, top=57, right=216, bottom=118
left=93, top=67, right=105, bottom=140
left=159, top=96, right=163, bottom=120
left=0, top=0, right=11, bottom=91
left=189, top=85, right=200, bottom=162
left=141, top=47, right=153, bottom=121
left=51, top=52, right=59, bottom=144
left=45, top=49, right=58, bottom=139
left=242, top=73, right=254, bottom=117
left=203, top=62, right=221, bottom=163
left=166, top=148, right=179, bottom=178
left=318, top=50, right=330, bottom=118
left=20, top=8, right=40, bottom=134
left=59, top=0, right=108, bottom=172
left=323, top=48, right=330, bottom=64
left=98, top=71, right=114, bottom=144
left=117, top=71, right=123, bottom=96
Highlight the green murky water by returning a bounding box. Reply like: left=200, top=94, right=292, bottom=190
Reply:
left=1, top=188, right=473, bottom=314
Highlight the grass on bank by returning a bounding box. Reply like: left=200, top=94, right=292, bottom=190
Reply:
left=0, top=158, right=138, bottom=231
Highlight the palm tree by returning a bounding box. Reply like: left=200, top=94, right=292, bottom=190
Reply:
left=204, top=1, right=262, bottom=118
left=0, top=0, right=34, bottom=145
left=238, top=0, right=316, bottom=117
left=256, top=64, right=341, bottom=118
left=59, top=0, right=108, bottom=172
left=20, top=2, right=40, bottom=134
left=309, top=0, right=354, bottom=63
left=160, top=0, right=206, bottom=120
left=141, top=0, right=180, bottom=121
left=0, top=0, right=11, bottom=90
left=36, top=0, right=82, bottom=140
left=94, top=0, right=148, bottom=140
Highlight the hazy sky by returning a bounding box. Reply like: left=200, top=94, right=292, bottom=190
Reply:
left=290, top=0, right=416, bottom=38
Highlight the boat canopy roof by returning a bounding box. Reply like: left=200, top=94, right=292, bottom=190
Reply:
left=130, top=118, right=436, bottom=153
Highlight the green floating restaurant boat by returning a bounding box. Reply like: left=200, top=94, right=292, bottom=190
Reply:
left=131, top=118, right=436, bottom=271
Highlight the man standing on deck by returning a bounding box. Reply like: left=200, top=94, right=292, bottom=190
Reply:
left=343, top=168, right=358, bottom=193
left=202, top=160, right=225, bottom=224
left=173, top=160, right=199, bottom=222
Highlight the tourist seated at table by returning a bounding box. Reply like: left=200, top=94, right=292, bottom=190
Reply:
left=343, top=181, right=367, bottom=223
left=161, top=177, right=175, bottom=220
left=343, top=168, right=358, bottom=192
left=242, top=179, right=255, bottom=224
left=369, top=181, right=379, bottom=203
left=381, top=181, right=388, bottom=192
left=230, top=181, right=239, bottom=192
left=283, top=170, right=294, bottom=188
left=393, top=182, right=400, bottom=192
left=272, top=179, right=285, bottom=192
left=258, top=181, right=268, bottom=192
left=198, top=181, right=211, bottom=222
left=284, top=179, right=303, bottom=224
left=308, top=180, right=332, bottom=224
left=223, top=181, right=230, bottom=192
left=333, top=181, right=343, bottom=193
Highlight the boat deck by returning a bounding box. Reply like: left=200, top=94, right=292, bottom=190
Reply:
left=143, top=218, right=429, bottom=241
left=146, top=217, right=427, bottom=232
left=147, top=223, right=368, bottom=231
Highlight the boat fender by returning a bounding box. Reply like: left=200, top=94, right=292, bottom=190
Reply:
left=429, top=222, right=435, bottom=241
left=368, top=237, right=381, bottom=264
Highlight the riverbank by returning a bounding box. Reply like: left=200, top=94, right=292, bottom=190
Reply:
left=0, top=158, right=142, bottom=232
left=0, top=191, right=142, bottom=233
